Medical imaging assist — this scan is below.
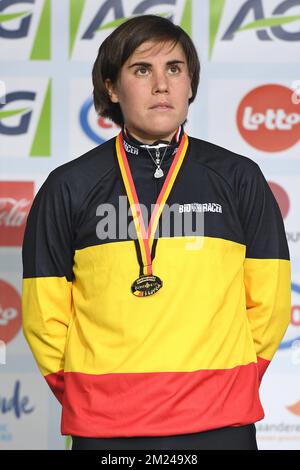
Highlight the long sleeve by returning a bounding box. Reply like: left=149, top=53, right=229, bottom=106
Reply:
left=237, top=162, right=291, bottom=384
left=21, top=170, right=75, bottom=404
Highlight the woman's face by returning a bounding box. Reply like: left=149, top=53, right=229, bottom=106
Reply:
left=106, top=40, right=192, bottom=143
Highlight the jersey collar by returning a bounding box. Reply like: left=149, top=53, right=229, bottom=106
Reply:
left=122, top=125, right=184, bottom=158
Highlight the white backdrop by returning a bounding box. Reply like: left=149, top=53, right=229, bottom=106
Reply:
left=0, top=0, right=299, bottom=450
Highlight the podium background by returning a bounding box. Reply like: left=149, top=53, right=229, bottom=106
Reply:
left=0, top=0, right=300, bottom=450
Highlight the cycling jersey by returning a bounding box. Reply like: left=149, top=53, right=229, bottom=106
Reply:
left=22, top=126, right=291, bottom=438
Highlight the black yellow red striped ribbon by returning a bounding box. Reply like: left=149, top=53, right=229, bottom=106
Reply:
left=115, top=131, right=189, bottom=276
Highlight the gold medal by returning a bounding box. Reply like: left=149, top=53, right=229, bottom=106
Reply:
left=115, top=130, right=189, bottom=296
left=131, top=275, right=163, bottom=297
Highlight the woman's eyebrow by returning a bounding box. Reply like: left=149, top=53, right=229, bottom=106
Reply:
left=128, top=59, right=185, bottom=69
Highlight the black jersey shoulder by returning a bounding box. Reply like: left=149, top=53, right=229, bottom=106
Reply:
left=188, top=136, right=260, bottom=182
left=49, top=137, right=116, bottom=185
left=187, top=137, right=289, bottom=261
left=38, top=137, right=118, bottom=214
left=187, top=136, right=268, bottom=204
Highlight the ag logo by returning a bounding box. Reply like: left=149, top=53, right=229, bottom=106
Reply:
left=0, top=0, right=51, bottom=60
left=0, top=79, right=51, bottom=157
left=69, top=0, right=192, bottom=61
left=236, top=84, right=300, bottom=152
left=209, top=0, right=300, bottom=61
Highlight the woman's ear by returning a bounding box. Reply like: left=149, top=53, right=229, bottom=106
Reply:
left=105, top=79, right=119, bottom=103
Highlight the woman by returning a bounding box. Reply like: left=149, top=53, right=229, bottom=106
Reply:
left=22, top=14, right=291, bottom=451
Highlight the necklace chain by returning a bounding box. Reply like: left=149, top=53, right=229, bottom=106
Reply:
left=144, top=145, right=169, bottom=178
left=123, top=126, right=181, bottom=179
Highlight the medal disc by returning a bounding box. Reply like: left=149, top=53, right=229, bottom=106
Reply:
left=131, top=274, right=163, bottom=297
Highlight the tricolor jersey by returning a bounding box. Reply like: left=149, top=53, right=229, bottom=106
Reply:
left=22, top=130, right=291, bottom=438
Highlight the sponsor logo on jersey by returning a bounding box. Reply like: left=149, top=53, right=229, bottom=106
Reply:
left=179, top=202, right=223, bottom=213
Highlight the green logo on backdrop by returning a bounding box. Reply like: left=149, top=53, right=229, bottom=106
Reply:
left=209, top=0, right=300, bottom=59
left=30, top=79, right=51, bottom=157
left=0, top=0, right=51, bottom=60
left=0, top=80, right=51, bottom=157
left=69, top=0, right=193, bottom=58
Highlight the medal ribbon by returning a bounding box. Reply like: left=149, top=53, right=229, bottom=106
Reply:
left=115, top=131, right=189, bottom=276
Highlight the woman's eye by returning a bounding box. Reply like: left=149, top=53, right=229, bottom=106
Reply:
left=136, top=67, right=149, bottom=75
left=169, top=65, right=180, bottom=74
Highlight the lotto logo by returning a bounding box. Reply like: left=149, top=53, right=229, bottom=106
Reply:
left=243, top=108, right=300, bottom=131
left=237, top=84, right=300, bottom=152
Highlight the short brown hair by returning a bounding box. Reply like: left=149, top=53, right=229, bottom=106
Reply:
left=92, top=15, right=200, bottom=126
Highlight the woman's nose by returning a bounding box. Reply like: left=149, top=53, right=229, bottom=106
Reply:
left=152, top=69, right=169, bottom=94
